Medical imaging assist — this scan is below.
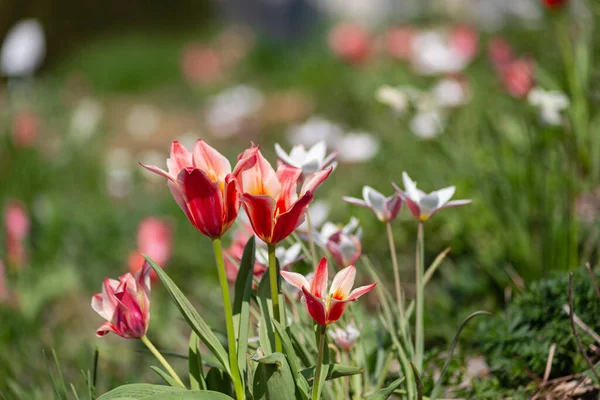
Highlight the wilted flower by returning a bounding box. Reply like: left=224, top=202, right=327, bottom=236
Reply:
left=319, top=218, right=362, bottom=268
left=140, top=140, right=257, bottom=239
left=5, top=201, right=29, bottom=269
left=281, top=258, right=376, bottom=326
left=328, top=22, right=371, bottom=64
left=1, top=19, right=45, bottom=77
left=91, top=262, right=151, bottom=339
left=275, top=141, right=337, bottom=177
left=328, top=323, right=361, bottom=350
left=12, top=110, right=39, bottom=148
left=527, top=87, right=569, bottom=126
left=237, top=146, right=332, bottom=244
left=393, top=172, right=471, bottom=222
left=343, top=186, right=402, bottom=223
left=128, top=217, right=172, bottom=280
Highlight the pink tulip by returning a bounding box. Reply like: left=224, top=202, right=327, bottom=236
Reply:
left=12, top=110, right=38, bottom=148
left=500, top=57, right=535, bottom=99
left=181, top=44, right=224, bottom=85
left=92, top=262, right=152, bottom=339
left=5, top=201, right=29, bottom=269
left=281, top=258, right=376, bottom=326
left=236, top=146, right=332, bottom=245
left=140, top=140, right=257, bottom=239
left=328, top=23, right=371, bottom=65
left=450, top=25, right=479, bottom=62
left=488, top=37, right=514, bottom=68
left=128, top=217, right=172, bottom=280
left=385, top=26, right=416, bottom=61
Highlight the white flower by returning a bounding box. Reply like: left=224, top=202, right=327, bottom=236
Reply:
left=410, top=30, right=470, bottom=75
left=527, top=87, right=569, bottom=126
left=275, top=141, right=337, bottom=176
left=376, top=85, right=411, bottom=114
left=105, top=149, right=133, bottom=198
left=126, top=104, right=161, bottom=137
left=317, top=217, right=361, bottom=247
left=393, top=172, right=471, bottom=222
left=1, top=19, right=45, bottom=77
left=70, top=98, right=103, bottom=141
left=410, top=109, right=446, bottom=139
left=336, top=132, right=380, bottom=163
left=328, top=323, right=361, bottom=350
left=206, top=85, right=264, bottom=138
left=432, top=78, right=469, bottom=108
left=287, top=117, right=344, bottom=148
left=255, top=243, right=303, bottom=269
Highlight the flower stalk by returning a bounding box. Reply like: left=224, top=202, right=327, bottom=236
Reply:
left=386, top=222, right=406, bottom=338
left=140, top=335, right=185, bottom=388
left=313, top=324, right=327, bottom=400
left=305, top=209, right=319, bottom=270
left=268, top=243, right=283, bottom=353
left=415, top=222, right=424, bottom=372
left=212, top=238, right=244, bottom=400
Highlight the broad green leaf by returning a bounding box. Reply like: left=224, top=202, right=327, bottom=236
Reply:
left=233, top=237, right=255, bottom=375
left=205, top=368, right=233, bottom=397
left=144, top=256, right=230, bottom=375
left=97, top=384, right=186, bottom=399
left=299, top=364, right=363, bottom=384
left=189, top=333, right=207, bottom=391
left=272, top=319, right=300, bottom=378
left=253, top=353, right=296, bottom=400
left=145, top=391, right=234, bottom=399
left=366, top=377, right=405, bottom=400
left=150, top=366, right=185, bottom=388
left=429, top=311, right=491, bottom=400
left=256, top=269, right=276, bottom=355
left=295, top=373, right=310, bottom=400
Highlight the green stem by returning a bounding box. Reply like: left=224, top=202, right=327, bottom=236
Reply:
left=268, top=243, right=283, bottom=353
left=140, top=335, right=185, bottom=388
left=305, top=208, right=319, bottom=270
left=415, top=223, right=424, bottom=373
left=386, top=222, right=406, bottom=339
left=313, top=324, right=327, bottom=400
left=212, top=239, right=244, bottom=400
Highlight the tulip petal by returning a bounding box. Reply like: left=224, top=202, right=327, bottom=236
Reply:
left=275, top=165, right=301, bottom=211
left=271, top=191, right=313, bottom=244
left=401, top=172, right=421, bottom=202
left=280, top=270, right=310, bottom=291
left=310, top=257, right=329, bottom=299
left=233, top=145, right=259, bottom=176
left=385, top=194, right=402, bottom=221
left=167, top=141, right=193, bottom=177
left=433, top=186, right=456, bottom=207
left=428, top=199, right=472, bottom=219
left=275, top=143, right=302, bottom=169
left=326, top=298, right=350, bottom=324
left=241, top=150, right=281, bottom=198
left=330, top=265, right=356, bottom=300
left=222, top=175, right=241, bottom=234
left=393, top=182, right=421, bottom=219
left=300, top=167, right=333, bottom=196
left=306, top=141, right=327, bottom=165
left=348, top=283, right=377, bottom=301
left=363, top=186, right=387, bottom=220
left=178, top=168, right=224, bottom=239
left=342, top=196, right=368, bottom=209
left=139, top=162, right=175, bottom=181
left=241, top=193, right=276, bottom=243
left=96, top=321, right=120, bottom=337
left=302, top=286, right=327, bottom=326
left=192, top=139, right=232, bottom=182
left=91, top=278, right=119, bottom=321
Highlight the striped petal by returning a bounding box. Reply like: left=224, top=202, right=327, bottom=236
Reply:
left=302, top=286, right=327, bottom=326
left=192, top=139, right=231, bottom=182
left=271, top=191, right=313, bottom=244
left=241, top=193, right=276, bottom=243
left=348, top=283, right=377, bottom=301
left=310, top=257, right=329, bottom=299
left=167, top=141, right=193, bottom=177
left=300, top=167, right=333, bottom=196
left=280, top=270, right=310, bottom=291
left=178, top=168, right=224, bottom=239
left=275, top=165, right=301, bottom=212
left=330, top=265, right=356, bottom=300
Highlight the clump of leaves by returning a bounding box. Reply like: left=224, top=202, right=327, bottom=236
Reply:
left=476, top=267, right=600, bottom=386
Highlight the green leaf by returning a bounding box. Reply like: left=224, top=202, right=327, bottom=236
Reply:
left=97, top=384, right=186, bottom=399
left=189, top=332, right=207, bottom=391
left=295, top=373, right=310, bottom=400
left=150, top=366, right=185, bottom=388
left=429, top=311, right=491, bottom=400
left=256, top=269, right=276, bottom=355
left=410, top=362, right=423, bottom=400
left=272, top=319, right=300, bottom=378
left=366, top=377, right=405, bottom=400
left=144, top=392, right=234, bottom=399
left=144, top=255, right=231, bottom=375
left=233, top=237, right=255, bottom=374
left=205, top=368, right=233, bottom=397
left=252, top=353, right=297, bottom=400
left=299, top=364, right=363, bottom=385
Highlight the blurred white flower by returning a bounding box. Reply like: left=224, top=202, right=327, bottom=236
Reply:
left=105, top=148, right=133, bottom=198
left=376, top=86, right=411, bottom=115
left=410, top=30, right=470, bottom=75
left=287, top=117, right=344, bottom=148
left=296, top=200, right=330, bottom=233
left=432, top=78, right=469, bottom=108
left=317, top=217, right=361, bottom=247
left=1, top=19, right=45, bottom=77
left=527, top=87, right=569, bottom=126
left=126, top=104, right=161, bottom=137
left=336, top=132, right=379, bottom=163
left=328, top=323, right=361, bottom=350
left=255, top=242, right=303, bottom=269
left=275, top=141, right=337, bottom=176
left=70, top=98, right=103, bottom=141
left=314, top=0, right=394, bottom=26
left=410, top=110, right=446, bottom=140
left=205, top=85, right=264, bottom=138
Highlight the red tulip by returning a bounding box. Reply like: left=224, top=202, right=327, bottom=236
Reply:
left=140, top=140, right=257, bottom=239
left=237, top=146, right=332, bottom=245
left=450, top=25, right=479, bottom=62
left=328, top=23, right=371, bottom=65
left=128, top=217, right=172, bottom=280
left=4, top=201, right=29, bottom=269
left=91, top=262, right=151, bottom=339
left=385, top=26, right=416, bottom=61
left=544, top=0, right=567, bottom=9
left=501, top=57, right=535, bottom=99
left=281, top=258, right=376, bottom=326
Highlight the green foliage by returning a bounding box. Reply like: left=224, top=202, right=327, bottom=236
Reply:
left=477, top=267, right=600, bottom=386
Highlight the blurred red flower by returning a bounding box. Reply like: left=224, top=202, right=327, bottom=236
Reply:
left=385, top=26, right=416, bottom=61
left=543, top=0, right=568, bottom=8
left=12, top=110, right=38, bottom=148
left=4, top=201, right=29, bottom=270
left=128, top=217, right=172, bottom=280
left=328, top=23, right=371, bottom=65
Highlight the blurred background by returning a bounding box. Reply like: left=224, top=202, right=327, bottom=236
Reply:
left=1, top=0, right=599, bottom=397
